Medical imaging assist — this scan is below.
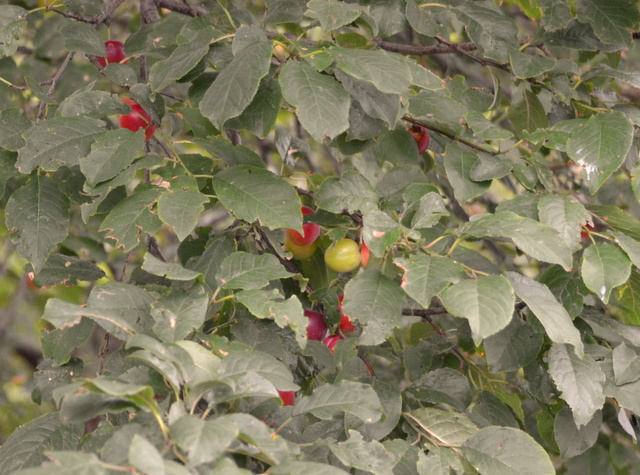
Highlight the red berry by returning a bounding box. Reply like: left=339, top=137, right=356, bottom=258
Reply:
left=97, top=40, right=127, bottom=67
left=285, top=206, right=321, bottom=246
left=119, top=98, right=156, bottom=141
left=277, top=390, right=295, bottom=406
left=304, top=309, right=327, bottom=341
left=410, top=125, right=430, bottom=154
left=323, top=335, right=341, bottom=353
left=581, top=223, right=596, bottom=240
left=338, top=295, right=356, bottom=333
left=360, top=242, right=370, bottom=268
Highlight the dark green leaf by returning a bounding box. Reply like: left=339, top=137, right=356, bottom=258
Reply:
left=80, top=128, right=145, bottom=186
left=316, top=170, right=378, bottom=214
left=305, top=0, right=366, bottom=33
left=293, top=380, right=381, bottom=422
left=576, top=0, right=639, bottom=46
left=217, top=251, right=294, bottom=290
left=0, top=107, right=30, bottom=150
left=0, top=6, right=27, bottom=57
left=395, top=254, right=464, bottom=308
left=158, top=190, right=209, bottom=241
left=508, top=89, right=549, bottom=137
left=581, top=242, right=631, bottom=304
left=484, top=316, right=543, bottom=372
left=443, top=143, right=492, bottom=203
left=60, top=19, right=106, bottom=56
left=212, top=165, right=301, bottom=230
left=6, top=175, right=69, bottom=272
left=35, top=254, right=105, bottom=287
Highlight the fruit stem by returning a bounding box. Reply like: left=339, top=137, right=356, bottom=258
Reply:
left=216, top=1, right=236, bottom=29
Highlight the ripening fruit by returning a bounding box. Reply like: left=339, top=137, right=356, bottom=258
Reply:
left=360, top=242, right=370, bottom=268
left=286, top=206, right=321, bottom=246
left=409, top=124, right=430, bottom=154
left=323, top=335, right=341, bottom=353
left=285, top=237, right=318, bottom=260
left=304, top=309, right=328, bottom=341
left=338, top=295, right=356, bottom=333
left=277, top=390, right=295, bottom=406
left=325, top=238, right=361, bottom=273
left=97, top=40, right=127, bottom=67
left=119, top=98, right=156, bottom=141
left=449, top=31, right=464, bottom=44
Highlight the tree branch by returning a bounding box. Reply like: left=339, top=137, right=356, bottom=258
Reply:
left=155, top=0, right=206, bottom=17
left=372, top=38, right=478, bottom=56
left=37, top=51, right=75, bottom=120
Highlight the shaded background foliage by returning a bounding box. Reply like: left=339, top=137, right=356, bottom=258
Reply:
left=2, top=0, right=640, bottom=473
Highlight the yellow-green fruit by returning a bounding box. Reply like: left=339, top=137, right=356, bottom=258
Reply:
left=449, top=31, right=464, bottom=44
left=325, top=238, right=361, bottom=272
left=285, top=236, right=318, bottom=260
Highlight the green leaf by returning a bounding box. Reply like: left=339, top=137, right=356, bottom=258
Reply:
left=505, top=271, right=584, bottom=357
left=0, top=108, right=30, bottom=150
left=99, top=186, right=162, bottom=251
left=405, top=0, right=445, bottom=36
left=362, top=210, right=403, bottom=256
left=80, top=128, right=145, bottom=186
left=462, top=427, right=554, bottom=475
left=128, top=435, right=164, bottom=475
left=60, top=19, right=106, bottom=56
left=508, top=89, right=549, bottom=137
left=443, top=143, right=492, bottom=203
left=35, top=254, right=105, bottom=287
left=440, top=275, right=515, bottom=343
left=57, top=90, right=130, bottom=119
left=0, top=6, right=27, bottom=57
left=151, top=285, right=208, bottom=342
left=200, top=30, right=272, bottom=129
left=453, top=3, right=518, bottom=62
left=408, top=368, right=472, bottom=411
left=265, top=0, right=306, bottom=24
left=149, top=29, right=213, bottom=91
left=588, top=205, right=640, bottom=241
left=0, top=150, right=14, bottom=198
left=336, top=70, right=401, bottom=127
left=509, top=50, right=556, bottom=79
left=394, top=254, right=464, bottom=308
left=576, top=0, right=639, bottom=46
left=6, top=175, right=69, bottom=272
left=225, top=73, right=283, bottom=138
left=331, top=47, right=414, bottom=94
left=405, top=407, right=478, bottom=447
left=538, top=194, right=589, bottom=252
left=368, top=126, right=419, bottom=165
left=41, top=318, right=94, bottom=365
left=410, top=192, right=450, bottom=229
left=469, top=391, right=520, bottom=429
left=279, top=60, right=350, bottom=140
left=466, top=112, right=514, bottom=141
left=197, top=136, right=264, bottom=167
left=270, top=461, right=350, bottom=475
left=612, top=342, right=640, bottom=385
left=342, top=269, right=406, bottom=345
left=464, top=211, right=573, bottom=270
left=16, top=117, right=105, bottom=174
left=305, top=0, right=366, bottom=33
left=548, top=343, right=605, bottom=427
left=581, top=242, right=632, bottom=304
left=293, top=380, right=381, bottom=422
left=217, top=252, right=294, bottom=290
left=102, top=63, right=139, bottom=88
left=554, top=407, right=601, bottom=460
left=612, top=231, right=640, bottom=269
left=316, top=170, right=378, bottom=214
left=409, top=89, right=467, bottom=125
left=0, top=413, right=83, bottom=474
left=158, top=190, right=209, bottom=241
left=220, top=351, right=297, bottom=391
left=617, top=267, right=640, bottom=325
left=484, top=317, right=543, bottom=372
left=42, top=299, right=139, bottom=340
left=329, top=431, right=395, bottom=474
left=566, top=112, right=633, bottom=194
left=171, top=415, right=238, bottom=468
left=235, top=289, right=307, bottom=348
left=212, top=165, right=301, bottom=230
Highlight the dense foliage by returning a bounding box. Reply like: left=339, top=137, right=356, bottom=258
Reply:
left=2, top=0, right=640, bottom=473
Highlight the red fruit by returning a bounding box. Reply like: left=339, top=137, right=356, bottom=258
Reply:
left=410, top=125, right=430, bottom=154
left=277, top=390, right=295, bottom=406
left=323, top=335, right=341, bottom=353
left=97, top=40, right=127, bottom=67
left=581, top=223, right=596, bottom=240
left=286, top=206, right=321, bottom=246
left=119, top=98, right=156, bottom=141
left=304, top=309, right=327, bottom=341
left=360, top=242, right=370, bottom=268
left=338, top=295, right=356, bottom=333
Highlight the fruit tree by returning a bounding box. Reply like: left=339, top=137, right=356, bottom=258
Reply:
left=2, top=0, right=640, bottom=473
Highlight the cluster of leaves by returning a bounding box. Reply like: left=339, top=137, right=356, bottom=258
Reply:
left=3, top=0, right=640, bottom=473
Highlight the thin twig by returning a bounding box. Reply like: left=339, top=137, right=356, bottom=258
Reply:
left=403, top=115, right=499, bottom=156
left=155, top=0, right=205, bottom=16
left=371, top=38, right=478, bottom=56
left=37, top=51, right=75, bottom=120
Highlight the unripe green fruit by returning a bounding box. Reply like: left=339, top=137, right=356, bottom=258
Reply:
left=324, top=238, right=361, bottom=272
